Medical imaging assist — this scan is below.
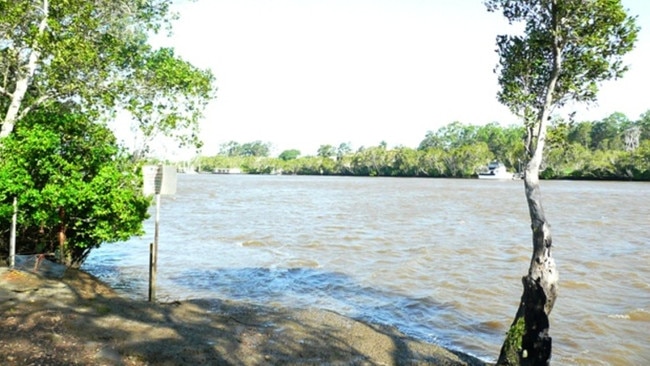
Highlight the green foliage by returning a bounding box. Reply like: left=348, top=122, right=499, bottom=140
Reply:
left=638, top=111, right=650, bottom=141
left=218, top=140, right=271, bottom=157
left=418, top=147, right=447, bottom=177
left=192, top=110, right=650, bottom=180
left=125, top=47, right=216, bottom=148
left=194, top=154, right=247, bottom=172
left=278, top=149, right=301, bottom=161
left=291, top=156, right=336, bottom=175
left=336, top=143, right=353, bottom=161
left=317, top=145, right=336, bottom=158
left=350, top=146, right=393, bottom=177
left=242, top=141, right=272, bottom=157
left=0, top=106, right=150, bottom=267
left=419, top=122, right=525, bottom=169
left=241, top=157, right=279, bottom=174
left=501, top=316, right=526, bottom=365
left=621, top=140, right=650, bottom=179
left=590, top=112, right=629, bottom=150
left=218, top=141, right=243, bottom=156
left=0, top=0, right=215, bottom=149
left=486, top=0, right=639, bottom=181
left=391, top=147, right=423, bottom=176
left=447, top=143, right=495, bottom=178
left=486, top=0, right=639, bottom=116
left=568, top=120, right=593, bottom=148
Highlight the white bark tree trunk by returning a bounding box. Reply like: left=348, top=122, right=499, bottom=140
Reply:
left=1, top=0, right=49, bottom=138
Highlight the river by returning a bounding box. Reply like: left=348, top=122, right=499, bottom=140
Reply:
left=83, top=174, right=650, bottom=365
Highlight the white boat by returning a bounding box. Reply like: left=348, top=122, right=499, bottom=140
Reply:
left=478, top=161, right=516, bottom=180
left=213, top=167, right=242, bottom=174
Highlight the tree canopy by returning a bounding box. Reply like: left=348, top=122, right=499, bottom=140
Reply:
left=278, top=149, right=301, bottom=161
left=0, top=0, right=216, bottom=148
left=218, top=140, right=272, bottom=157
left=0, top=0, right=216, bottom=267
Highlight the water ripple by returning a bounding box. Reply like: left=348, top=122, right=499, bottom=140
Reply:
left=83, top=175, right=650, bottom=364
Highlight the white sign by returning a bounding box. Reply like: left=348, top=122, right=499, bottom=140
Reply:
left=143, top=165, right=177, bottom=195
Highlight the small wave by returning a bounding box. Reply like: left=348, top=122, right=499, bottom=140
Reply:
left=562, top=280, right=593, bottom=290
left=630, top=309, right=650, bottom=321
left=583, top=261, right=602, bottom=270
left=303, top=241, right=323, bottom=249
left=505, top=255, right=530, bottom=263
left=608, top=309, right=650, bottom=322
left=240, top=240, right=267, bottom=247
left=454, top=247, right=474, bottom=255
left=474, top=320, right=505, bottom=332
left=577, top=319, right=606, bottom=335
left=284, top=259, right=320, bottom=268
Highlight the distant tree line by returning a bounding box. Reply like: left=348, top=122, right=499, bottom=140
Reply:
left=189, top=110, right=650, bottom=180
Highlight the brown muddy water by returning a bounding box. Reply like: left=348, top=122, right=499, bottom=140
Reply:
left=83, top=174, right=650, bottom=365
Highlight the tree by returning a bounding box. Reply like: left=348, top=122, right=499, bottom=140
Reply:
left=317, top=144, right=336, bottom=158
left=476, top=122, right=506, bottom=155
left=219, top=141, right=244, bottom=156
left=623, top=126, right=641, bottom=152
left=417, top=130, right=444, bottom=150
left=500, top=125, right=527, bottom=172
left=336, top=142, right=352, bottom=161
left=636, top=110, right=650, bottom=141
left=567, top=120, right=593, bottom=148
left=485, top=1, right=638, bottom=364
left=622, top=139, right=650, bottom=180
left=0, top=0, right=215, bottom=147
left=241, top=141, right=271, bottom=157
left=434, top=121, right=478, bottom=149
left=278, top=149, right=300, bottom=161
left=391, top=147, right=423, bottom=176
left=590, top=112, right=629, bottom=150
left=418, top=147, right=447, bottom=177
left=350, top=145, right=391, bottom=176
left=444, top=143, right=494, bottom=178
left=0, top=105, right=150, bottom=267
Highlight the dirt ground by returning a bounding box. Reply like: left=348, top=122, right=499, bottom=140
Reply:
left=0, top=266, right=489, bottom=365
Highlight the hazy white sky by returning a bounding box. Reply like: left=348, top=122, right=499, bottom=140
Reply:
left=147, top=0, right=650, bottom=158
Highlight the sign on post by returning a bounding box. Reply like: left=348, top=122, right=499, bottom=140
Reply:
left=143, top=165, right=177, bottom=196
left=142, top=165, right=177, bottom=302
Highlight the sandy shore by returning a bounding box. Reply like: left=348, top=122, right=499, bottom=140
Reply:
left=0, top=265, right=490, bottom=365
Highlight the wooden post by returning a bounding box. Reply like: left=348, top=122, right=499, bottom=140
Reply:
left=148, top=242, right=156, bottom=301
left=143, top=164, right=175, bottom=302
left=148, top=192, right=161, bottom=302
left=9, top=197, right=17, bottom=268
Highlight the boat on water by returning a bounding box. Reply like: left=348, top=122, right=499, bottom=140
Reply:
left=478, top=161, right=517, bottom=180
left=213, top=167, right=242, bottom=174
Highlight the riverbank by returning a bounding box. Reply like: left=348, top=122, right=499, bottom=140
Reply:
left=0, top=265, right=489, bottom=365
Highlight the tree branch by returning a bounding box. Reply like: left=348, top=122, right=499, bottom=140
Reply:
left=16, top=95, right=51, bottom=121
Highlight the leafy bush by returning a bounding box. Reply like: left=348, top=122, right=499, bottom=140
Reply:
left=0, top=106, right=150, bottom=267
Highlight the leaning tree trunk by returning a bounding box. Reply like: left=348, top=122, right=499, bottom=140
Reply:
left=497, top=169, right=559, bottom=365
left=497, top=14, right=562, bottom=362
left=497, top=111, right=560, bottom=366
